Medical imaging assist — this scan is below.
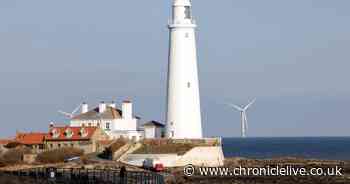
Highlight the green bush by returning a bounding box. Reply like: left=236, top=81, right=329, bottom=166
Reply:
left=36, top=148, right=84, bottom=163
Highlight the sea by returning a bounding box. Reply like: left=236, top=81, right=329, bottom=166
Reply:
left=222, top=137, right=350, bottom=161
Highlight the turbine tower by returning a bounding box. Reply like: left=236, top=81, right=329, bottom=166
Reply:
left=228, top=99, right=256, bottom=138
left=166, top=0, right=203, bottom=139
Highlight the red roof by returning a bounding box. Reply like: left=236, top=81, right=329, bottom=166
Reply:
left=15, top=132, right=47, bottom=145
left=45, top=126, right=98, bottom=141
left=0, top=139, right=13, bottom=145
left=97, top=140, right=114, bottom=145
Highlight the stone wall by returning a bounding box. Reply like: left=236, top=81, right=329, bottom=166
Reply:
left=45, top=141, right=94, bottom=154
left=22, top=154, right=37, bottom=164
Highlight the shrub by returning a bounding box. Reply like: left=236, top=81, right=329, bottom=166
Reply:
left=4, top=142, right=22, bottom=149
left=0, top=147, right=32, bottom=164
left=36, top=148, right=84, bottom=164
left=0, top=160, right=6, bottom=167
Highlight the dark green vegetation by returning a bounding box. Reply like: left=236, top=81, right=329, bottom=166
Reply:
left=134, top=139, right=219, bottom=155
left=134, top=141, right=195, bottom=155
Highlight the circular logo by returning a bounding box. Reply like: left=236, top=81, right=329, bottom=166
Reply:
left=184, top=164, right=195, bottom=177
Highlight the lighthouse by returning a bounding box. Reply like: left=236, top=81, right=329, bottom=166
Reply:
left=166, top=0, right=203, bottom=139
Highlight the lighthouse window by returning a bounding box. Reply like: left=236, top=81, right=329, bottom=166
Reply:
left=184, top=6, right=191, bottom=19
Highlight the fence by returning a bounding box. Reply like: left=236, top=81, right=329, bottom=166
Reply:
left=3, top=167, right=165, bottom=184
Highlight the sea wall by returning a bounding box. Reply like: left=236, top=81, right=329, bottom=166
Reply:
left=122, top=146, right=224, bottom=167
left=122, top=154, right=178, bottom=167
left=176, top=146, right=224, bottom=167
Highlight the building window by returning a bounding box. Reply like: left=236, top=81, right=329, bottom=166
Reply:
left=171, top=131, right=174, bottom=137
left=187, top=82, right=191, bottom=88
left=105, top=122, right=110, bottom=130
left=71, top=143, right=74, bottom=147
left=65, top=128, right=73, bottom=138
left=170, top=122, right=174, bottom=126
left=50, top=144, right=53, bottom=148
left=185, top=33, right=189, bottom=38
left=58, top=144, right=61, bottom=148
left=88, top=123, right=92, bottom=127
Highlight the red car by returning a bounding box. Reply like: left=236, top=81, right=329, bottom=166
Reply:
left=143, top=158, right=165, bottom=172
left=153, top=163, right=165, bottom=172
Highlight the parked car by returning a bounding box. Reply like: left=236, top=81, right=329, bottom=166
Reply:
left=142, top=158, right=165, bottom=172
left=64, top=156, right=81, bottom=163
left=153, top=163, right=165, bottom=172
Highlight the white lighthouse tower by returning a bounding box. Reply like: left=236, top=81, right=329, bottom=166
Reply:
left=166, top=0, right=203, bottom=139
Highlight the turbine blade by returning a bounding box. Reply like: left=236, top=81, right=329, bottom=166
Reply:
left=227, top=103, right=243, bottom=111
left=58, top=111, right=73, bottom=117
left=244, top=99, right=256, bottom=110
left=71, top=103, right=82, bottom=115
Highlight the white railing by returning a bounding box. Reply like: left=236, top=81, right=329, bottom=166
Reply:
left=168, top=19, right=196, bottom=25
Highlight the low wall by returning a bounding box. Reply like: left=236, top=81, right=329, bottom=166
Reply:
left=123, top=146, right=224, bottom=167
left=176, top=146, right=224, bottom=167
left=123, top=154, right=178, bottom=167
left=22, top=154, right=37, bottom=164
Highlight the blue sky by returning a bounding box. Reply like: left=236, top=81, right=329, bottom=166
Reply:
left=0, top=0, right=349, bottom=138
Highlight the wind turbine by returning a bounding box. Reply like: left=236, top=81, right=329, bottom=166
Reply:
left=58, top=103, right=82, bottom=119
left=227, top=99, right=256, bottom=138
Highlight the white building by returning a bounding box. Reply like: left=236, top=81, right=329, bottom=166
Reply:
left=166, top=0, right=203, bottom=139
left=70, top=101, right=144, bottom=141
left=142, top=121, right=165, bottom=139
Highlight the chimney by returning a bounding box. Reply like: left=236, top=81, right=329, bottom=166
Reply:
left=122, top=100, right=133, bottom=119
left=99, top=101, right=106, bottom=113
left=81, top=102, right=88, bottom=113
left=109, top=101, right=116, bottom=108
